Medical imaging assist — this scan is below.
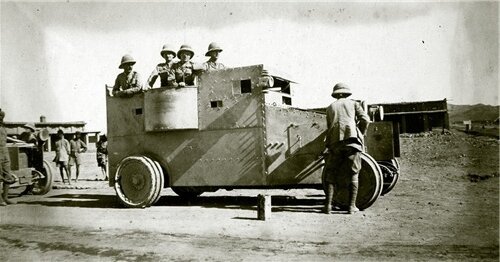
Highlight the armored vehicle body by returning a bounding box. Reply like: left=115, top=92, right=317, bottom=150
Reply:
left=106, top=65, right=400, bottom=208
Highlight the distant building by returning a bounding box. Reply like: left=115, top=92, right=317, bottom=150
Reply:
left=372, top=99, right=449, bottom=134
left=3, top=115, right=100, bottom=151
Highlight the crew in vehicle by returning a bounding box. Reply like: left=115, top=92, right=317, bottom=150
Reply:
left=147, top=44, right=178, bottom=88
left=112, top=54, right=144, bottom=97
left=172, top=44, right=196, bottom=87
left=202, top=42, right=225, bottom=72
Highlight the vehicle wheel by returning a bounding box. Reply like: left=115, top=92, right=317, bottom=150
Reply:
left=378, top=161, right=400, bottom=196
left=114, top=156, right=164, bottom=208
left=32, top=160, right=54, bottom=195
left=171, top=187, right=204, bottom=198
left=322, top=152, right=383, bottom=210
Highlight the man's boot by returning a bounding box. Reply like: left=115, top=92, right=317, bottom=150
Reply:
left=348, top=181, right=359, bottom=214
left=323, top=183, right=334, bottom=214
left=2, top=183, right=16, bottom=205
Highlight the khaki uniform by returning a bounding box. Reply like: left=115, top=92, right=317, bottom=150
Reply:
left=112, top=71, right=143, bottom=97
left=0, top=126, right=15, bottom=184
left=324, top=98, right=370, bottom=183
left=69, top=139, right=87, bottom=166
left=147, top=63, right=176, bottom=87
left=172, top=61, right=196, bottom=86
left=202, top=61, right=225, bottom=72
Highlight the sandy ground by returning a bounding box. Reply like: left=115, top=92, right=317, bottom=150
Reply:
left=0, top=128, right=498, bottom=261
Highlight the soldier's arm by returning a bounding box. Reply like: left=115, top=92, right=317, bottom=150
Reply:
left=112, top=75, right=123, bottom=96
left=80, top=140, right=87, bottom=152
left=147, top=67, right=159, bottom=89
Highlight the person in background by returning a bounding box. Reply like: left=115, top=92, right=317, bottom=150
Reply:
left=112, top=54, right=144, bottom=97
left=0, top=109, right=17, bottom=206
left=323, top=83, right=370, bottom=214
left=68, top=131, right=87, bottom=183
left=202, top=42, right=226, bottom=72
left=147, top=44, right=178, bottom=88
left=172, top=44, right=196, bottom=87
left=96, top=134, right=108, bottom=181
left=54, top=129, right=70, bottom=184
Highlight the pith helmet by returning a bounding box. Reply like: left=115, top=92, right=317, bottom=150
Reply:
left=119, top=54, right=136, bottom=69
left=205, top=42, right=223, bottom=56
left=24, top=123, right=36, bottom=131
left=331, top=82, right=352, bottom=98
left=177, top=44, right=194, bottom=58
left=160, top=44, right=176, bottom=57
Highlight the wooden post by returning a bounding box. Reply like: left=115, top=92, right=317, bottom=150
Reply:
left=257, top=194, right=271, bottom=220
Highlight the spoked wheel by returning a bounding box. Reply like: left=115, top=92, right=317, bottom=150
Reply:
left=21, top=160, right=54, bottom=195
left=172, top=187, right=205, bottom=198
left=114, top=156, right=164, bottom=208
left=322, top=152, right=383, bottom=210
left=32, top=160, right=54, bottom=195
left=378, top=160, right=400, bottom=196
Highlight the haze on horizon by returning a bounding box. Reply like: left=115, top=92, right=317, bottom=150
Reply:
left=1, top=1, right=498, bottom=131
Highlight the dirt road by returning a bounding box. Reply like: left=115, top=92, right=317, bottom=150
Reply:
left=0, top=129, right=498, bottom=261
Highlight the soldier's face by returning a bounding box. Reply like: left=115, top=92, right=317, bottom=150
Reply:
left=123, top=63, right=133, bottom=73
left=180, top=52, right=191, bottom=62
left=210, top=51, right=220, bottom=60
left=163, top=53, right=175, bottom=62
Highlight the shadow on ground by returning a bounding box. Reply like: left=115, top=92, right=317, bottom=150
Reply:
left=17, top=193, right=325, bottom=213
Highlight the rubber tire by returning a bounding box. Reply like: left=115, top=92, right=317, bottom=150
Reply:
left=114, top=156, right=164, bottom=208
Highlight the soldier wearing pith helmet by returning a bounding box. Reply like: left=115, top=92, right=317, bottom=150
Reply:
left=147, top=44, right=178, bottom=88
left=172, top=44, right=196, bottom=87
left=202, top=42, right=226, bottom=72
left=112, top=54, right=143, bottom=97
left=323, top=83, right=370, bottom=214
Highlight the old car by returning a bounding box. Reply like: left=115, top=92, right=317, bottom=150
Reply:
left=106, top=64, right=400, bottom=209
left=7, top=129, right=53, bottom=195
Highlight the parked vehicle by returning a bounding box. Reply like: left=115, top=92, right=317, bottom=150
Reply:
left=106, top=64, right=400, bottom=208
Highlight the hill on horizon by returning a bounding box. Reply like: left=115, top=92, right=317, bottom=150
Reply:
left=448, top=103, right=499, bottom=123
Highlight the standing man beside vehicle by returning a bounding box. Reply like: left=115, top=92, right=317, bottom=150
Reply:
left=54, top=129, right=70, bottom=184
left=147, top=44, right=178, bottom=88
left=0, top=109, right=17, bottom=206
left=69, top=131, right=87, bottom=183
left=323, top=83, right=370, bottom=214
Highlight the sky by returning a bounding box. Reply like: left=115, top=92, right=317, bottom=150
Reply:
left=1, top=1, right=498, bottom=132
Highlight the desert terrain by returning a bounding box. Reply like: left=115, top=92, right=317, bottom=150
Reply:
left=0, top=127, right=498, bottom=261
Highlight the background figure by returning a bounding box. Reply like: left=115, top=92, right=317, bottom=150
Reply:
left=147, top=44, right=178, bottom=88
left=54, top=129, right=70, bottom=184
left=96, top=134, right=108, bottom=181
left=323, top=83, right=370, bottom=214
left=202, top=42, right=225, bottom=72
left=0, top=109, right=17, bottom=206
left=112, top=54, right=143, bottom=97
left=69, top=131, right=87, bottom=183
left=172, top=44, right=196, bottom=87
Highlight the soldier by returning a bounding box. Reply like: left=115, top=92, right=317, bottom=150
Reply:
left=202, top=42, right=226, bottom=72
left=21, top=123, right=37, bottom=144
left=0, top=109, right=17, bottom=206
left=323, top=83, right=370, bottom=214
left=54, top=129, right=70, bottom=184
left=112, top=54, right=143, bottom=97
left=68, top=131, right=87, bottom=183
left=172, top=44, right=196, bottom=87
left=147, top=44, right=178, bottom=88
